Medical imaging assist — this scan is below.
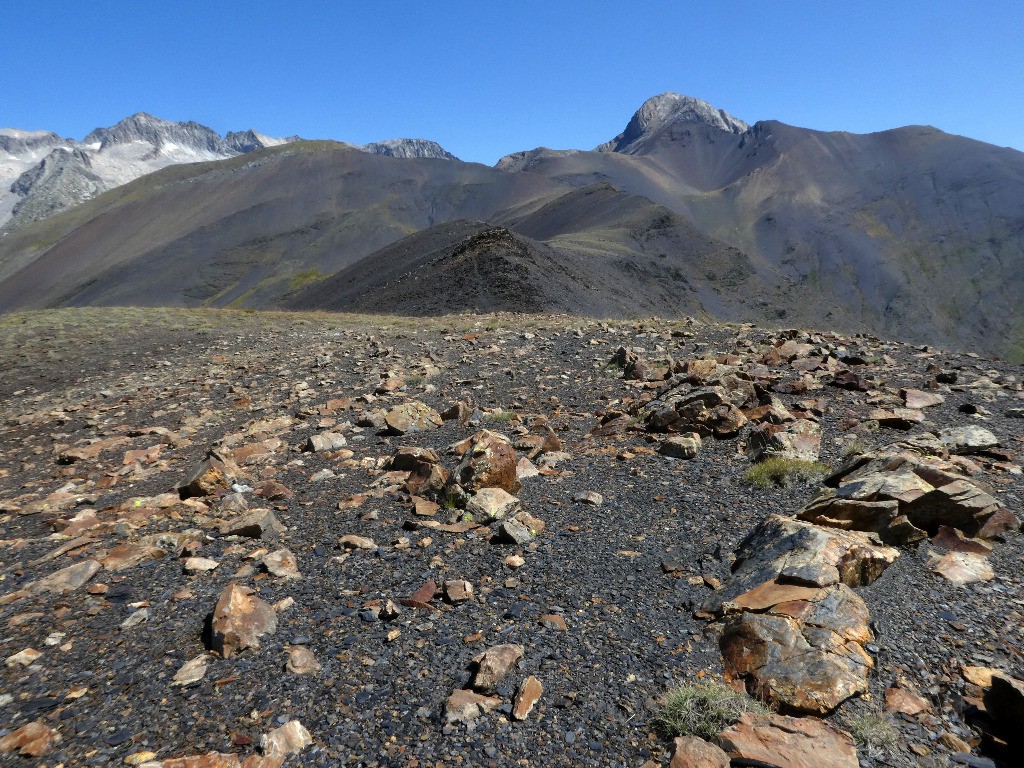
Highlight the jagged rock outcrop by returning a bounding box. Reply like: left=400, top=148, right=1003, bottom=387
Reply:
left=360, top=138, right=458, bottom=160
left=596, top=92, right=749, bottom=153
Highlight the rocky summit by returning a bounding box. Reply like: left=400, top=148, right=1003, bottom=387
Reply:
left=0, top=306, right=1021, bottom=767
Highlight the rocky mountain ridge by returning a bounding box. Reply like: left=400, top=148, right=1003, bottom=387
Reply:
left=0, top=114, right=459, bottom=231
left=1, top=93, right=1022, bottom=361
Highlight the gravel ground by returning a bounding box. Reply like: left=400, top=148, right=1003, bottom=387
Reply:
left=0, top=308, right=1021, bottom=767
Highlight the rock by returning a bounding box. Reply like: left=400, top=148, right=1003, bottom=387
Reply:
left=285, top=646, right=320, bottom=675
left=453, top=430, right=520, bottom=494
left=718, top=713, right=857, bottom=768
left=497, top=518, right=534, bottom=545
left=574, top=490, right=603, bottom=506
left=885, top=682, right=931, bottom=715
left=150, top=753, right=241, bottom=768
left=443, top=579, right=474, bottom=603
left=465, top=487, right=521, bottom=523
left=411, top=495, right=439, bottom=516
left=539, top=614, right=568, bottom=631
left=260, top=720, right=312, bottom=757
left=932, top=525, right=993, bottom=555
left=404, top=461, right=451, bottom=499
left=207, top=583, right=278, bottom=658
left=868, top=407, right=925, bottom=430
left=178, top=455, right=238, bottom=499
left=57, top=436, right=128, bottom=464
left=669, top=735, right=730, bottom=768
left=384, top=401, right=442, bottom=435
left=512, top=675, right=543, bottom=720
left=262, top=549, right=301, bottom=579
left=472, top=643, right=524, bottom=691
left=386, top=446, right=441, bottom=471
left=711, top=516, right=898, bottom=610
left=338, top=534, right=377, bottom=551
left=823, top=450, right=1015, bottom=538
left=749, top=418, right=821, bottom=462
left=219, top=509, right=284, bottom=539
left=184, top=557, right=221, bottom=573
left=658, top=434, right=701, bottom=459
left=984, top=674, right=1024, bottom=749
left=963, top=666, right=998, bottom=688
left=303, top=431, right=347, bottom=452
left=6, top=647, right=42, bottom=666
left=0, top=719, right=61, bottom=757
left=902, top=388, right=945, bottom=408
left=444, top=689, right=501, bottom=725
left=0, top=558, right=101, bottom=603
left=172, top=654, right=210, bottom=686
left=441, top=400, right=472, bottom=423
left=931, top=551, right=994, bottom=584
left=254, top=479, right=292, bottom=501
left=100, top=543, right=167, bottom=571
left=516, top=457, right=540, bottom=479
left=1006, top=407, right=1024, bottom=419
left=797, top=495, right=925, bottom=545
left=939, top=425, right=999, bottom=455
left=720, top=583, right=874, bottom=714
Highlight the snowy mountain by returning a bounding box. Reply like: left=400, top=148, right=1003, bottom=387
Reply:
left=0, top=114, right=462, bottom=231
left=0, top=114, right=300, bottom=231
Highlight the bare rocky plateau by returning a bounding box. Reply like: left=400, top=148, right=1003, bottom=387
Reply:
left=0, top=307, right=1022, bottom=767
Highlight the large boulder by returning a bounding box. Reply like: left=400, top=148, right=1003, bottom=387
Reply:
left=821, top=450, right=1017, bottom=539
left=721, top=583, right=874, bottom=714
left=709, top=515, right=898, bottom=611
left=453, top=430, right=520, bottom=494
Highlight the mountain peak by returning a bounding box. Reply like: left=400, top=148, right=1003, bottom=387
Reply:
left=83, top=113, right=226, bottom=154
left=360, top=138, right=459, bottom=161
left=598, top=92, right=749, bottom=153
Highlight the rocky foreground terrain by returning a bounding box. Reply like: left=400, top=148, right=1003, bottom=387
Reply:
left=0, top=307, right=1021, bottom=767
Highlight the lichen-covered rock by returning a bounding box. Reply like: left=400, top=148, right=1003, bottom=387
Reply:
left=453, top=430, right=520, bottom=494
left=384, top=401, right=442, bottom=435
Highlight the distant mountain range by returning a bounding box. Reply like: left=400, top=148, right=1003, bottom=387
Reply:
left=1, top=94, right=1022, bottom=359
left=0, top=113, right=455, bottom=230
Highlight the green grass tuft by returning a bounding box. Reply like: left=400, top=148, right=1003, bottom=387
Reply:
left=744, top=457, right=829, bottom=487
left=841, top=712, right=899, bottom=751
left=654, top=681, right=768, bottom=741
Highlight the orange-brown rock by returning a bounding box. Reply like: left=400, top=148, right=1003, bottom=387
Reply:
left=453, top=430, right=520, bottom=494
left=0, top=719, right=60, bottom=757
left=669, top=735, right=729, bottom=768
left=472, top=643, right=524, bottom=691
left=721, top=583, right=873, bottom=714
left=512, top=675, right=543, bottom=721
left=719, top=713, right=857, bottom=768
left=208, top=583, right=277, bottom=658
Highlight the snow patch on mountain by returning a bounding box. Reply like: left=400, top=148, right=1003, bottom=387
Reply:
left=0, top=115, right=300, bottom=231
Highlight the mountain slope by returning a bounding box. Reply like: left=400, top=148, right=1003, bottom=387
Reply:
left=0, top=141, right=564, bottom=310
left=288, top=183, right=796, bottom=320
left=2, top=94, right=1024, bottom=358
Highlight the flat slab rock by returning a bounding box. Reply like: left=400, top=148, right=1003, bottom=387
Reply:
left=719, top=712, right=858, bottom=768
left=711, top=515, right=898, bottom=610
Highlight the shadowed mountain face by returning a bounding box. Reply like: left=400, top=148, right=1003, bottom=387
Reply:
left=1, top=93, right=1023, bottom=358
left=287, top=183, right=794, bottom=320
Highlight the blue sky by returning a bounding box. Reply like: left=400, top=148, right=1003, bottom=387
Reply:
left=5, top=1, right=1022, bottom=163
